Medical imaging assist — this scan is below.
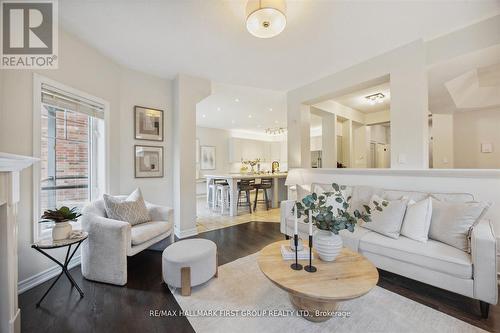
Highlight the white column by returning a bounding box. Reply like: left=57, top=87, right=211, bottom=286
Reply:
left=172, top=75, right=211, bottom=238
left=343, top=119, right=353, bottom=167
left=287, top=103, right=311, bottom=168
left=321, top=113, right=337, bottom=168
left=390, top=41, right=429, bottom=169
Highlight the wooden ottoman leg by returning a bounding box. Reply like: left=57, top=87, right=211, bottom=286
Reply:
left=215, top=252, right=218, bottom=278
left=181, top=267, right=191, bottom=296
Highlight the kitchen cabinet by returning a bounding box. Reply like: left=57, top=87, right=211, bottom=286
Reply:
left=228, top=138, right=287, bottom=163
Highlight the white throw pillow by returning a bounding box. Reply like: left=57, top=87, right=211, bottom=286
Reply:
left=429, top=198, right=490, bottom=252
left=312, top=183, right=353, bottom=213
left=362, top=195, right=407, bottom=239
left=400, top=197, right=432, bottom=242
left=103, top=188, right=151, bottom=225
left=296, top=185, right=311, bottom=202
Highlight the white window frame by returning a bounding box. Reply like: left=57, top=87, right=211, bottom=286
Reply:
left=32, top=74, right=110, bottom=241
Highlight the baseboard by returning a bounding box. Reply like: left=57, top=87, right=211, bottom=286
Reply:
left=18, top=255, right=81, bottom=294
left=175, top=227, right=198, bottom=239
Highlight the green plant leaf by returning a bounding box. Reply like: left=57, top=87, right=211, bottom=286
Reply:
left=332, top=183, right=340, bottom=191
left=335, top=197, right=343, bottom=203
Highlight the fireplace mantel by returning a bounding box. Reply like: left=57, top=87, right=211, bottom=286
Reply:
left=0, top=152, right=37, bottom=333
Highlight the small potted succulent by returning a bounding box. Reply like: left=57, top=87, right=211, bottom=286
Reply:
left=41, top=206, right=81, bottom=241
left=295, top=183, right=387, bottom=261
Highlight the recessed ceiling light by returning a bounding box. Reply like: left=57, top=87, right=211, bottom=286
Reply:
left=231, top=120, right=236, bottom=124
left=274, top=120, right=278, bottom=124
left=248, top=114, right=252, bottom=118
left=235, top=98, right=240, bottom=103
left=202, top=114, right=206, bottom=118
left=269, top=108, right=273, bottom=111
left=217, top=107, right=221, bottom=111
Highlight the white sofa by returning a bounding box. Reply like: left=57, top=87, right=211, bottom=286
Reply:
left=81, top=197, right=174, bottom=285
left=281, top=184, right=497, bottom=317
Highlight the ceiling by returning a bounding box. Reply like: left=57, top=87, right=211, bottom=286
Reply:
left=428, top=44, right=500, bottom=114
left=333, top=82, right=390, bottom=113
left=196, top=82, right=286, bottom=132
left=59, top=0, right=500, bottom=91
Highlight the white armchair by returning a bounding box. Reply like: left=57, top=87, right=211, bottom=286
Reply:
left=80, top=198, right=174, bottom=285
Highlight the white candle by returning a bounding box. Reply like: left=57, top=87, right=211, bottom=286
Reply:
left=309, top=210, right=313, bottom=236
left=294, top=202, right=298, bottom=235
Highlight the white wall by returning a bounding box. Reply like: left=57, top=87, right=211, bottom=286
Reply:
left=288, top=39, right=429, bottom=169
left=0, top=30, right=173, bottom=284
left=453, top=109, right=500, bottom=169
left=432, top=114, right=454, bottom=168
left=118, top=68, right=173, bottom=205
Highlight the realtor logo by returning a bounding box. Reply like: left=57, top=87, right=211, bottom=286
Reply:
left=1, top=0, right=58, bottom=69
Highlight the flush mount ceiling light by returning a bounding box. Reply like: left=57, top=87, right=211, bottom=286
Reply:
left=365, top=92, right=385, bottom=105
left=246, top=0, right=287, bottom=39
left=265, top=127, right=286, bottom=135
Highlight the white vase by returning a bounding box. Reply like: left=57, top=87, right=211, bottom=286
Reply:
left=52, top=221, right=72, bottom=241
left=313, top=229, right=343, bottom=261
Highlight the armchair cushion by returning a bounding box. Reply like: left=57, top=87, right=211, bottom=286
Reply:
left=103, top=188, right=151, bottom=225
left=131, top=221, right=172, bottom=246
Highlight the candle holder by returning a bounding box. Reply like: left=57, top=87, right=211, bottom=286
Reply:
left=290, top=234, right=303, bottom=270
left=304, top=235, right=317, bottom=273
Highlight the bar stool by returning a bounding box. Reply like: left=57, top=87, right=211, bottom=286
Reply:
left=210, top=179, right=228, bottom=210
left=215, top=183, right=230, bottom=214
left=237, top=179, right=255, bottom=214
left=253, top=178, right=273, bottom=211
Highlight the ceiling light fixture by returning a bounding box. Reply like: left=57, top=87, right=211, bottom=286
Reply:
left=265, top=127, right=286, bottom=135
left=235, top=98, right=240, bottom=102
left=246, top=0, right=287, bottom=39
left=248, top=114, right=252, bottom=118
left=269, top=107, right=273, bottom=111
left=202, top=114, right=206, bottom=118
left=365, top=92, right=385, bottom=105
left=217, top=107, right=221, bottom=111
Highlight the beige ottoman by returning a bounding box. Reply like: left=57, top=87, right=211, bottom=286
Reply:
left=162, top=239, right=217, bottom=296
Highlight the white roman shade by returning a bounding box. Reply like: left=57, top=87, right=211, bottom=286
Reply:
left=41, top=83, right=105, bottom=119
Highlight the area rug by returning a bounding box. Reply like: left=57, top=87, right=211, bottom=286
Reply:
left=172, top=253, right=484, bottom=333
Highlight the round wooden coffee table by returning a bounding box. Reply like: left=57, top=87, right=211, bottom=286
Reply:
left=258, top=240, right=378, bottom=322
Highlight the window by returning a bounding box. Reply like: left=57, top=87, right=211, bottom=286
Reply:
left=34, top=76, right=107, bottom=240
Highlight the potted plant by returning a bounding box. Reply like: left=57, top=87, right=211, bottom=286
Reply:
left=295, top=183, right=387, bottom=261
left=41, top=206, right=81, bottom=241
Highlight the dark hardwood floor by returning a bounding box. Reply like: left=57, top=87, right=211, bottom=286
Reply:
left=20, top=222, right=499, bottom=332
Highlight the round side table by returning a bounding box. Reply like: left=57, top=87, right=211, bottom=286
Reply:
left=31, top=232, right=88, bottom=307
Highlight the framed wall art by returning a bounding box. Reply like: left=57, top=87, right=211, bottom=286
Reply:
left=134, top=106, right=163, bottom=141
left=134, top=145, right=164, bottom=178
left=200, top=146, right=216, bottom=170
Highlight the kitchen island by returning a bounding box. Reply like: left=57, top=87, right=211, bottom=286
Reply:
left=204, top=173, right=288, bottom=216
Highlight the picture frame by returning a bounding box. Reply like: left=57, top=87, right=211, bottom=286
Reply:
left=200, top=146, right=216, bottom=170
left=134, top=106, right=164, bottom=141
left=134, top=145, right=164, bottom=178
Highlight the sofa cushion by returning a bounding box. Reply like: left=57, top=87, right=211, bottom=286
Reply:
left=429, top=198, right=490, bottom=252
left=383, top=190, right=428, bottom=202
left=359, top=232, right=472, bottom=279
left=131, top=221, right=171, bottom=246
left=362, top=195, right=407, bottom=239
left=431, top=193, right=474, bottom=202
left=103, top=188, right=151, bottom=225
left=400, top=197, right=433, bottom=243
left=350, top=186, right=384, bottom=213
